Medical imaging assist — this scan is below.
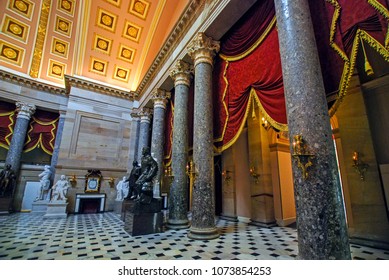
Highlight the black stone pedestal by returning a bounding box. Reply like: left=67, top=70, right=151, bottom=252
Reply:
left=122, top=198, right=163, bottom=236
left=0, top=197, right=13, bottom=215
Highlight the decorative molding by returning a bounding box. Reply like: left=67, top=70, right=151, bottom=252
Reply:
left=0, top=69, right=67, bottom=95
left=51, top=37, right=69, bottom=58
left=122, top=21, right=142, bottom=42
left=139, top=107, right=153, bottom=123
left=93, top=33, right=113, bottom=55
left=128, top=0, right=150, bottom=20
left=104, top=0, right=121, bottom=7
left=57, top=0, right=75, bottom=17
left=96, top=7, right=118, bottom=33
left=117, top=44, right=136, bottom=63
left=112, top=65, right=131, bottom=82
left=151, top=88, right=170, bottom=109
left=170, top=59, right=193, bottom=87
left=8, top=0, right=35, bottom=20
left=89, top=57, right=108, bottom=76
left=1, top=15, right=30, bottom=43
left=135, top=0, right=204, bottom=98
left=29, top=0, right=51, bottom=78
left=47, top=59, right=66, bottom=80
left=187, top=32, right=220, bottom=67
left=64, top=75, right=135, bottom=100
left=54, top=15, right=73, bottom=37
left=0, top=40, right=25, bottom=67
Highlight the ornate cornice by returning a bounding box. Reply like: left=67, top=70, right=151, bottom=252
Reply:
left=135, top=0, right=205, bottom=98
left=64, top=75, right=135, bottom=100
left=170, top=60, right=194, bottom=87
left=0, top=70, right=66, bottom=95
left=187, top=32, right=220, bottom=67
left=152, top=88, right=171, bottom=109
left=16, top=102, right=36, bottom=120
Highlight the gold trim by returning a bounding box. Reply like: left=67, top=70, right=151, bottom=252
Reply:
left=219, top=16, right=276, bottom=61
left=96, top=7, right=117, bottom=33
left=93, top=33, right=113, bottom=55
left=122, top=21, right=142, bottom=42
left=367, top=0, right=389, bottom=47
left=117, top=44, right=136, bottom=63
left=104, top=0, right=121, bottom=7
left=89, top=57, right=108, bottom=76
left=128, top=0, right=150, bottom=20
left=51, top=37, right=69, bottom=58
left=57, top=0, right=75, bottom=17
left=54, top=15, right=72, bottom=37
left=8, top=0, right=35, bottom=20
left=0, top=41, right=24, bottom=66
left=214, top=61, right=229, bottom=143
left=47, top=59, right=66, bottom=80
left=1, top=16, right=30, bottom=43
left=29, top=0, right=51, bottom=78
left=112, top=65, right=130, bottom=82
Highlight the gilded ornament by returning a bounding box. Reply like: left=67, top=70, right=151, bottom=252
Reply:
left=55, top=43, right=65, bottom=53
left=94, top=62, right=104, bottom=71
left=97, top=39, right=108, bottom=50
left=117, top=69, right=126, bottom=78
left=9, top=23, right=22, bottom=35
left=59, top=21, right=68, bottom=31
left=134, top=2, right=145, bottom=14
left=62, top=0, right=71, bottom=10
left=15, top=0, right=28, bottom=12
left=3, top=48, right=17, bottom=59
left=127, top=26, right=137, bottom=37
left=101, top=15, right=113, bottom=26
left=52, top=65, right=62, bottom=75
left=122, top=49, right=132, bottom=58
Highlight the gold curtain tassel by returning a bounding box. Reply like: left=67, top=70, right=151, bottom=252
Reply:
left=364, top=59, right=374, bottom=76
left=251, top=103, right=257, bottom=120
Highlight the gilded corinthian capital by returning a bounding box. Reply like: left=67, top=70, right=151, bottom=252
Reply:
left=152, top=89, right=171, bottom=110
left=170, top=60, right=194, bottom=87
left=187, top=32, right=220, bottom=67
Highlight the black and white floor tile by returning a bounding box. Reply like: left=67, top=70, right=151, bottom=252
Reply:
left=0, top=212, right=388, bottom=260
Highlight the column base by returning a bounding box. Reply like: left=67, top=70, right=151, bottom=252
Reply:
left=249, top=220, right=277, bottom=228
left=219, top=214, right=238, bottom=222
left=188, top=226, right=220, bottom=240
left=167, top=218, right=190, bottom=229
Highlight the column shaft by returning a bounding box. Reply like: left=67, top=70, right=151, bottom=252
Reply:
left=50, top=112, right=66, bottom=176
left=274, top=0, right=351, bottom=259
left=187, top=33, right=220, bottom=240
left=137, top=109, right=152, bottom=162
left=127, top=112, right=141, bottom=172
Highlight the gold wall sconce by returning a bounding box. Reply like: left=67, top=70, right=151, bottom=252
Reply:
left=261, top=117, right=270, bottom=130
left=108, top=177, right=115, bottom=188
left=69, top=174, right=77, bottom=187
left=186, top=160, right=197, bottom=180
left=222, top=170, right=232, bottom=185
left=352, top=151, right=369, bottom=181
left=249, top=166, right=260, bottom=184
left=164, top=166, right=174, bottom=185
left=292, top=134, right=315, bottom=180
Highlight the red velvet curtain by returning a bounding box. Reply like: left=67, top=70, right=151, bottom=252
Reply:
left=0, top=102, right=16, bottom=149
left=23, top=110, right=59, bottom=155
left=164, top=92, right=174, bottom=166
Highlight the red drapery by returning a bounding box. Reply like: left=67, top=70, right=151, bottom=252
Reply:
left=23, top=110, right=59, bottom=155
left=0, top=102, right=16, bottom=149
left=212, top=0, right=389, bottom=152
left=164, top=93, right=174, bottom=167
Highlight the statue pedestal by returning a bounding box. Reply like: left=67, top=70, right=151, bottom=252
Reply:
left=122, top=198, right=163, bottom=236
left=31, top=200, right=49, bottom=213
left=0, top=197, right=12, bottom=215
left=114, top=200, right=123, bottom=215
left=44, top=201, right=68, bottom=218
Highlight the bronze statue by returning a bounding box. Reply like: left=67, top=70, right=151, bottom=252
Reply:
left=0, top=164, right=16, bottom=197
left=136, top=147, right=158, bottom=204
left=125, top=160, right=141, bottom=200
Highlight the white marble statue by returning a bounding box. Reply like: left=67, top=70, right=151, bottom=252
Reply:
left=36, top=165, right=52, bottom=201
left=115, top=176, right=129, bottom=201
left=50, top=175, right=70, bottom=202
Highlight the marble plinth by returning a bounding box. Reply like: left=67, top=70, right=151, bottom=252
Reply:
left=44, top=201, right=68, bottom=218
left=114, top=200, right=123, bottom=215
left=122, top=198, right=163, bottom=236
left=0, top=197, right=12, bottom=215
left=31, top=200, right=49, bottom=213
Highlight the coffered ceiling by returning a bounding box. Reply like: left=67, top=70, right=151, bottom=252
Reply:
left=0, top=0, right=188, bottom=95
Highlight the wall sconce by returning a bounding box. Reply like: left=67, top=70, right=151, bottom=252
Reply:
left=69, top=175, right=77, bottom=187
left=261, top=117, right=270, bottom=130
left=108, top=177, right=115, bottom=188
left=292, top=134, right=315, bottom=180
left=222, top=170, right=232, bottom=185
left=186, top=160, right=197, bottom=180
left=249, top=166, right=260, bottom=184
left=352, top=151, right=369, bottom=181
left=164, top=166, right=174, bottom=186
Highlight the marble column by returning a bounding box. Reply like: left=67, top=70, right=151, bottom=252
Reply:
left=167, top=60, right=193, bottom=229
left=150, top=89, right=170, bottom=198
left=5, top=102, right=36, bottom=174
left=127, top=110, right=141, bottom=172
left=274, top=0, right=351, bottom=259
left=137, top=108, right=153, bottom=163
left=187, top=33, right=220, bottom=240
left=50, top=111, right=66, bottom=177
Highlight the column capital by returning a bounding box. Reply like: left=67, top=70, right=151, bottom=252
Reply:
left=15, top=102, right=36, bottom=120
left=187, top=32, right=220, bottom=67
left=152, top=89, right=171, bottom=110
left=130, top=109, right=141, bottom=120
left=139, top=107, right=153, bottom=123
left=170, top=60, right=194, bottom=87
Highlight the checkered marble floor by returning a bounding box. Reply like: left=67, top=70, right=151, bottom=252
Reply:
left=0, top=212, right=388, bottom=260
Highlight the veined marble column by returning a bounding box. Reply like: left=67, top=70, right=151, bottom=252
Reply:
left=167, top=60, right=193, bottom=229
left=5, top=102, right=36, bottom=174
left=137, top=108, right=153, bottom=163
left=151, top=89, right=170, bottom=198
left=187, top=33, right=220, bottom=240
left=274, top=0, right=351, bottom=259
left=50, top=111, right=66, bottom=176
left=127, top=110, right=141, bottom=172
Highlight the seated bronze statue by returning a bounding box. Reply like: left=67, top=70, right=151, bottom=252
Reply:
left=0, top=164, right=16, bottom=197
left=135, top=147, right=158, bottom=204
